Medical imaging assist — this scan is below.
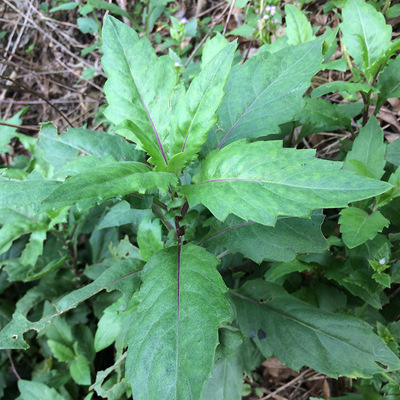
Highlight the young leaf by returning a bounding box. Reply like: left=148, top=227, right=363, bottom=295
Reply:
left=47, top=340, right=75, bottom=362
left=182, top=140, right=391, bottom=226
left=232, top=279, right=400, bottom=378
left=201, top=33, right=230, bottom=68
left=204, top=211, right=328, bottom=263
left=340, top=0, right=392, bottom=79
left=285, top=4, right=314, bottom=45
left=0, top=108, right=26, bottom=153
left=126, top=245, right=231, bottom=400
left=344, top=117, right=386, bottom=179
left=43, top=163, right=178, bottom=207
left=102, top=15, right=177, bottom=167
left=70, top=354, right=91, bottom=385
left=170, top=42, right=236, bottom=166
left=386, top=139, right=400, bottom=166
left=137, top=214, right=163, bottom=261
left=205, top=40, right=323, bottom=150
left=339, top=208, right=389, bottom=249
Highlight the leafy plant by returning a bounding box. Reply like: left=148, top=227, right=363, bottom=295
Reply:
left=1, top=1, right=400, bottom=398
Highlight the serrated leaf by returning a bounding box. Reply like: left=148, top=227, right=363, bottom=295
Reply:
left=43, top=162, right=177, bottom=207
left=18, top=380, right=64, bottom=400
left=376, top=54, right=400, bottom=111
left=182, top=140, right=391, bottom=226
left=0, top=259, right=141, bottom=349
left=204, top=211, right=328, bottom=263
left=311, top=81, right=375, bottom=98
left=232, top=279, right=400, bottom=378
left=70, top=354, right=91, bottom=385
left=285, top=4, right=314, bottom=45
left=171, top=42, right=236, bottom=166
left=340, top=0, right=392, bottom=78
left=339, top=208, right=389, bottom=249
left=39, top=126, right=142, bottom=169
left=344, top=116, right=386, bottom=179
left=126, top=245, right=231, bottom=400
left=137, top=214, right=163, bottom=261
left=47, top=339, right=75, bottom=362
left=102, top=15, right=177, bottom=167
left=205, top=40, right=322, bottom=150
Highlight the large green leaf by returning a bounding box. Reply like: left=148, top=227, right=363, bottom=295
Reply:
left=126, top=244, right=231, bottom=400
left=182, top=140, right=391, bottom=226
left=204, top=211, right=328, bottom=263
left=386, top=139, right=400, bottom=166
left=344, top=116, right=386, bottom=179
left=38, top=124, right=142, bottom=174
left=285, top=4, right=314, bottom=45
left=340, top=0, right=392, bottom=79
left=43, top=162, right=177, bottom=207
left=170, top=42, right=236, bottom=166
left=232, top=279, right=400, bottom=378
left=0, top=259, right=141, bottom=349
left=204, top=40, right=322, bottom=150
left=102, top=15, right=177, bottom=167
left=339, top=208, right=389, bottom=249
left=18, top=380, right=64, bottom=400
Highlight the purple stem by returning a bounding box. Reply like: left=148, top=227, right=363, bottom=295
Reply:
left=107, top=268, right=142, bottom=285
left=136, top=85, right=168, bottom=165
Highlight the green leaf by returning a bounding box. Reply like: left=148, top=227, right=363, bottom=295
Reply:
left=102, top=15, right=177, bottom=168
left=264, top=260, right=314, bottom=282
left=0, top=109, right=25, bottom=152
left=47, top=339, right=75, bottom=362
left=182, top=140, right=391, bottom=226
left=386, top=138, right=400, bottom=166
left=170, top=42, right=236, bottom=166
left=77, top=17, right=98, bottom=34
left=340, top=0, right=392, bottom=78
left=87, top=0, right=131, bottom=19
left=137, top=215, right=163, bottom=261
left=296, top=97, right=362, bottom=140
left=344, top=116, right=386, bottom=179
left=232, top=279, right=400, bottom=378
left=50, top=2, right=79, bottom=12
left=205, top=40, right=323, bottom=150
left=339, top=208, right=389, bottom=249
left=227, top=24, right=255, bottom=39
left=311, top=81, right=375, bottom=98
left=37, top=123, right=79, bottom=174
left=0, top=259, right=141, bottom=349
left=201, top=33, right=230, bottom=68
left=43, top=162, right=178, bottom=207
left=201, top=356, right=243, bottom=400
left=40, top=126, right=142, bottom=166
left=70, top=354, right=91, bottom=385
left=204, top=211, right=328, bottom=263
left=18, top=380, right=64, bottom=400
left=126, top=245, right=231, bottom=400
left=376, top=54, right=400, bottom=112
left=285, top=4, right=314, bottom=45
left=0, top=177, right=61, bottom=212
left=386, top=4, right=400, bottom=18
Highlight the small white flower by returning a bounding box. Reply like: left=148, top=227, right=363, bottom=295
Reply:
left=265, top=5, right=271, bottom=12
left=379, top=258, right=386, bottom=265
left=174, top=61, right=181, bottom=67
left=272, top=18, right=279, bottom=24
left=270, top=5, right=277, bottom=15
left=263, top=14, right=269, bottom=20
left=180, top=17, right=188, bottom=24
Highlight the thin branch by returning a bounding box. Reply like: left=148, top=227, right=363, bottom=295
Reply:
left=0, top=121, right=40, bottom=131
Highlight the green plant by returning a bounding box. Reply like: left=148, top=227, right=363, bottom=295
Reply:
left=1, top=0, right=400, bottom=398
